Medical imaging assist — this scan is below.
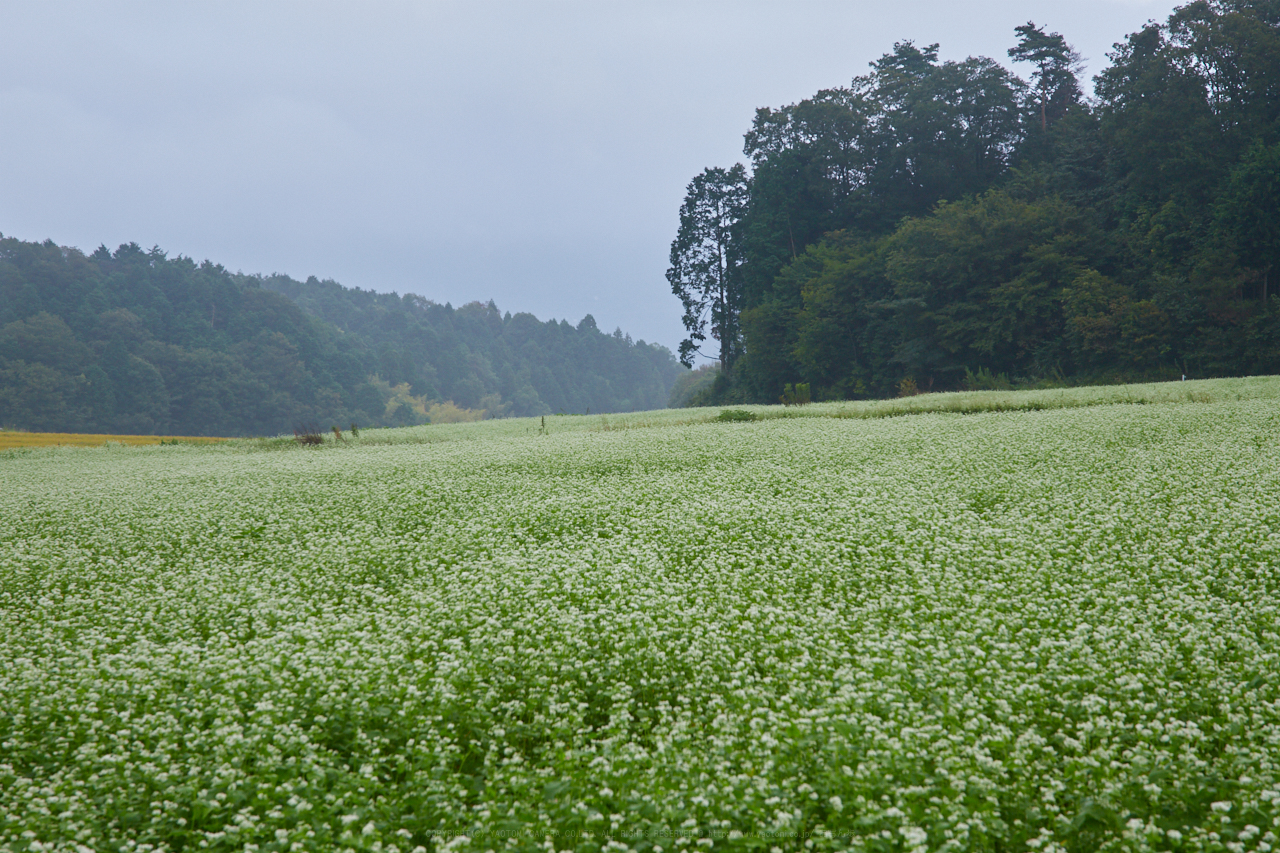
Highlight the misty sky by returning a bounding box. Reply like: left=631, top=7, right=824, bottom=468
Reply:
left=1, top=0, right=1181, bottom=354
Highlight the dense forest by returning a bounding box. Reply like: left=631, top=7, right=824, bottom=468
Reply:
left=0, top=238, right=681, bottom=435
left=669, top=0, right=1280, bottom=403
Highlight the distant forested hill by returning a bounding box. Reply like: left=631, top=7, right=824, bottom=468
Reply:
left=0, top=237, right=681, bottom=435
left=258, top=274, right=678, bottom=419
left=668, top=0, right=1280, bottom=404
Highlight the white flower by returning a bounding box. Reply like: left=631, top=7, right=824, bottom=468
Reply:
left=5, top=378, right=1278, bottom=853
left=899, top=826, right=927, bottom=847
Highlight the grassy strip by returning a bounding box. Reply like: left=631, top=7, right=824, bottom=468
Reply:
left=0, top=431, right=230, bottom=449
left=75, top=375, right=1275, bottom=453
left=733, top=375, right=1278, bottom=423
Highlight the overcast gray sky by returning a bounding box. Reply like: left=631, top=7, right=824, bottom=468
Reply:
left=1, top=0, right=1181, bottom=353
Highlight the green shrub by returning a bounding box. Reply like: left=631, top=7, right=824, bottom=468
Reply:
left=780, top=383, right=811, bottom=406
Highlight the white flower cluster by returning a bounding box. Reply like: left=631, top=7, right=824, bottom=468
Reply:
left=2, top=380, right=1279, bottom=853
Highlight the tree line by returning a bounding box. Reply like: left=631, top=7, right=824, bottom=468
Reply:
left=668, top=0, right=1280, bottom=403
left=0, top=238, right=681, bottom=435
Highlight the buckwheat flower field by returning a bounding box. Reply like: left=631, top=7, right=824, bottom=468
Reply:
left=2, top=379, right=1279, bottom=853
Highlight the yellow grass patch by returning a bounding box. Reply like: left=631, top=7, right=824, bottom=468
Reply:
left=0, top=432, right=230, bottom=450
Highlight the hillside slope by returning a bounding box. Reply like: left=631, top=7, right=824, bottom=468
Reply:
left=0, top=236, right=682, bottom=435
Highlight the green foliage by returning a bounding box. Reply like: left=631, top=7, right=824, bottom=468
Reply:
left=1008, top=21, right=1083, bottom=133
left=667, top=165, right=750, bottom=369
left=1215, top=139, right=1280, bottom=302
left=674, top=0, right=1280, bottom=402
left=667, top=363, right=720, bottom=408
left=962, top=366, right=1014, bottom=391
left=779, top=382, right=810, bottom=405
left=684, top=367, right=749, bottom=408
left=887, top=190, right=1096, bottom=382
left=0, top=238, right=682, bottom=435
left=713, top=408, right=757, bottom=422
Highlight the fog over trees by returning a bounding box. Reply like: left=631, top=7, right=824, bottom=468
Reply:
left=0, top=238, right=681, bottom=435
